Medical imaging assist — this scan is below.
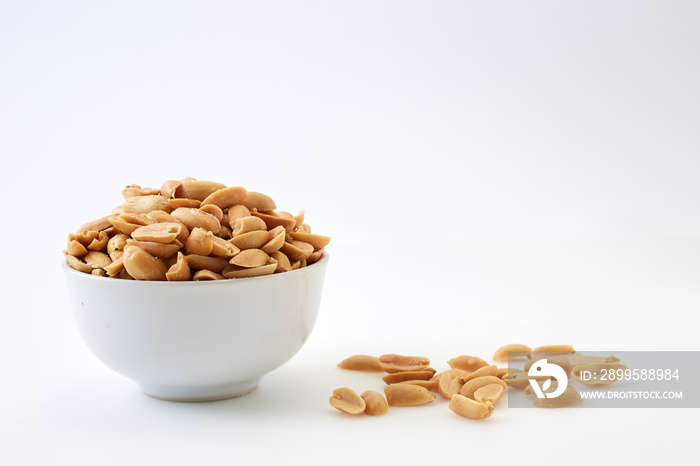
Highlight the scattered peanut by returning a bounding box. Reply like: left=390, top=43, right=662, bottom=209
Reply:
left=329, top=387, right=366, bottom=415
left=530, top=345, right=576, bottom=360
left=64, top=179, right=329, bottom=280
left=337, top=355, right=384, bottom=372
left=493, top=344, right=532, bottom=362
left=449, top=394, right=494, bottom=420
left=384, top=384, right=436, bottom=406
left=463, top=365, right=500, bottom=382
left=459, top=376, right=508, bottom=400
left=383, top=371, right=436, bottom=385
left=447, top=355, right=489, bottom=373
left=398, top=380, right=436, bottom=391
left=361, top=390, right=388, bottom=416
left=378, top=354, right=431, bottom=373
left=437, top=369, right=470, bottom=399
left=473, top=384, right=505, bottom=405
left=333, top=346, right=624, bottom=420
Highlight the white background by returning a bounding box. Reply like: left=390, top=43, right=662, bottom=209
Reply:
left=1, top=1, right=699, bottom=465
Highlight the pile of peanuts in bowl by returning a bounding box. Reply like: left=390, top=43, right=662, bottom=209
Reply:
left=64, top=178, right=330, bottom=281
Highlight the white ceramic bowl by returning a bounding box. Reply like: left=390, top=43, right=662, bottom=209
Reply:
left=62, top=254, right=328, bottom=401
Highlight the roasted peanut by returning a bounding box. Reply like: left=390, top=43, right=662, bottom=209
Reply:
left=361, top=390, right=388, bottom=416
left=86, top=230, right=109, bottom=251
left=227, top=204, right=251, bottom=227
left=125, top=239, right=180, bottom=259
left=201, top=186, right=248, bottom=209
left=384, top=384, right=435, bottom=406
left=193, top=270, right=224, bottom=281
left=449, top=394, right=494, bottom=420
left=77, top=216, right=112, bottom=234
left=438, top=369, right=470, bottom=399
left=242, top=191, right=276, bottom=211
left=184, top=227, right=214, bottom=256
left=459, top=376, right=508, bottom=399
left=166, top=252, right=191, bottom=281
left=66, top=254, right=92, bottom=274
left=210, top=236, right=240, bottom=258
left=337, top=355, right=384, bottom=372
left=171, top=208, right=221, bottom=235
left=66, top=240, right=88, bottom=258
left=199, top=204, right=224, bottom=222
left=122, top=195, right=173, bottom=214
left=122, top=184, right=160, bottom=198
left=290, top=210, right=305, bottom=230
left=447, top=355, right=489, bottom=373
left=168, top=198, right=201, bottom=209
left=261, top=226, right=286, bottom=254
left=288, top=231, right=331, bottom=250
left=74, top=230, right=99, bottom=247
left=290, top=258, right=304, bottom=270
left=104, top=255, right=125, bottom=277
left=463, top=365, right=500, bottom=382
left=493, top=344, right=532, bottom=362
left=531, top=345, right=576, bottom=360
left=306, top=249, right=324, bottom=264
left=502, top=370, right=549, bottom=390
left=378, top=354, right=431, bottom=373
left=145, top=211, right=189, bottom=244
left=107, top=234, right=129, bottom=255
left=185, top=254, right=230, bottom=273
left=232, top=216, right=267, bottom=236
left=251, top=209, right=296, bottom=231
left=174, top=180, right=227, bottom=201
left=230, top=249, right=270, bottom=268
left=122, top=245, right=168, bottom=281
left=131, top=222, right=182, bottom=244
left=83, top=251, right=112, bottom=269
left=229, top=230, right=269, bottom=250
left=398, top=380, right=436, bottom=390
left=383, top=371, right=436, bottom=385
left=108, top=213, right=154, bottom=235
left=329, top=387, right=366, bottom=415
left=160, top=180, right=181, bottom=198
left=280, top=240, right=314, bottom=261
left=473, top=384, right=504, bottom=405
left=221, top=263, right=277, bottom=278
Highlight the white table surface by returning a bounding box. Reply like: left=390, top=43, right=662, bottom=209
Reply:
left=1, top=238, right=698, bottom=465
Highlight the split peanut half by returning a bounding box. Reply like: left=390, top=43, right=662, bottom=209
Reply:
left=329, top=387, right=366, bottom=415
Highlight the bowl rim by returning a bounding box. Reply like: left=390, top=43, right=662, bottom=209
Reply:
left=61, top=251, right=328, bottom=286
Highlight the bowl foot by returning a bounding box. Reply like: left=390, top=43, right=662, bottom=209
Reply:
left=140, top=380, right=260, bottom=402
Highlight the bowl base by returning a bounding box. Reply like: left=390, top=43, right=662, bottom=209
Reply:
left=140, top=380, right=260, bottom=402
